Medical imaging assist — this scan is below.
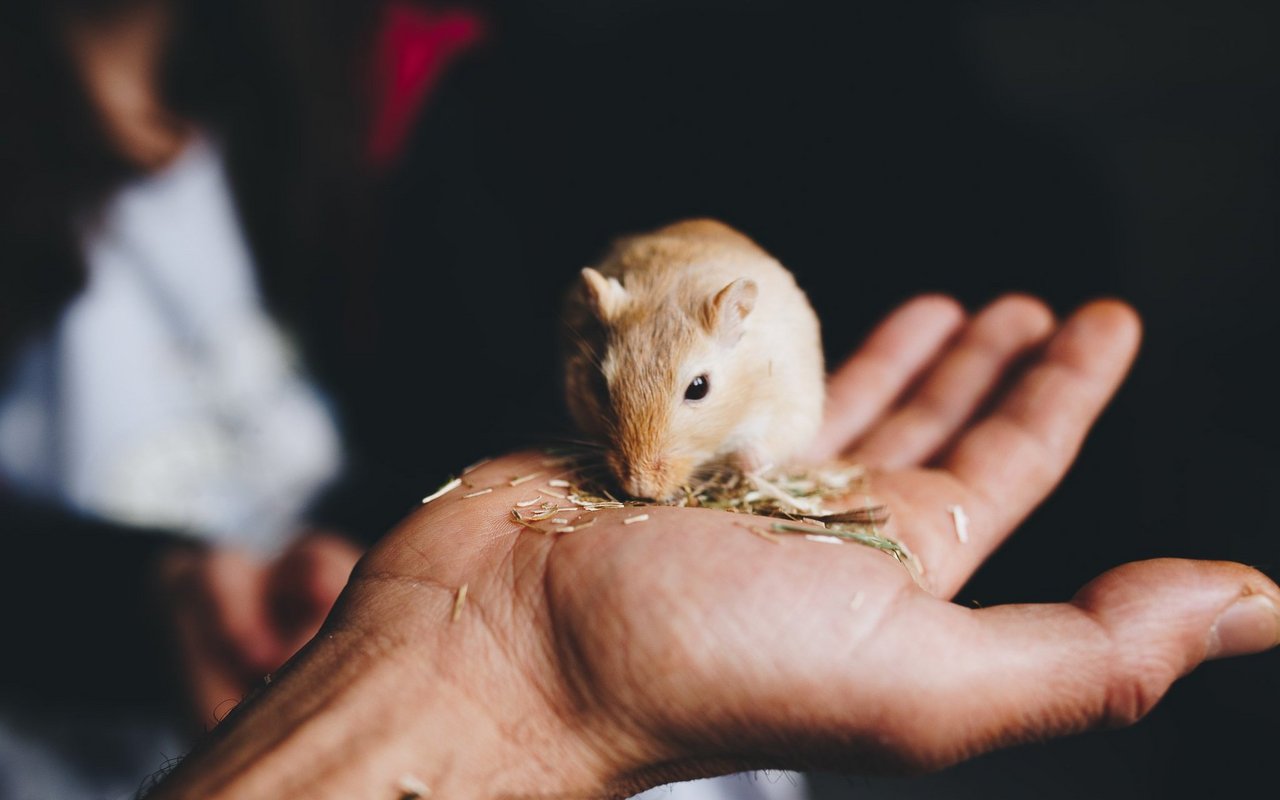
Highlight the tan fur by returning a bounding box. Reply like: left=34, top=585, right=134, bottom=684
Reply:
left=562, top=218, right=825, bottom=500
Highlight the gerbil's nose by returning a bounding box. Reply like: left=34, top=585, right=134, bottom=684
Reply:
left=623, top=475, right=673, bottom=502
left=609, top=453, right=676, bottom=500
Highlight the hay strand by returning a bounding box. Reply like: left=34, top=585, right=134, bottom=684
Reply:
left=421, top=477, right=461, bottom=505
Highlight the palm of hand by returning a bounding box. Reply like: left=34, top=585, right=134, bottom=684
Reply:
left=346, top=296, right=1277, bottom=795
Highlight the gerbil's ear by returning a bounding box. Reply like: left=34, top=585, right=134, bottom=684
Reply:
left=703, top=278, right=758, bottom=344
left=580, top=267, right=629, bottom=322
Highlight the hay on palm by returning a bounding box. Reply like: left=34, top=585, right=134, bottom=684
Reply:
left=503, top=456, right=922, bottom=582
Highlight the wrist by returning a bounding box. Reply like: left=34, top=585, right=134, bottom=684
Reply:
left=150, top=576, right=616, bottom=799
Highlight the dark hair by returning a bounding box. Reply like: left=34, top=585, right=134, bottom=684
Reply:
left=0, top=0, right=382, bottom=361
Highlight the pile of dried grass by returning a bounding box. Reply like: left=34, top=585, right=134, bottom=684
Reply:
left=423, top=454, right=922, bottom=582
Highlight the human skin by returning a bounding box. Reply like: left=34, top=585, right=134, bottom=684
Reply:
left=149, top=296, right=1280, bottom=798
left=63, top=0, right=190, bottom=169
left=155, top=533, right=363, bottom=728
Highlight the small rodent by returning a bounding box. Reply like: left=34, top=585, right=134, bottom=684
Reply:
left=562, top=218, right=824, bottom=500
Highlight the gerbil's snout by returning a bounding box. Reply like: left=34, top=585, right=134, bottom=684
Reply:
left=607, top=451, right=686, bottom=501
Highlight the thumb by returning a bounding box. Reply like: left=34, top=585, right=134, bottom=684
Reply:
left=885, top=558, right=1280, bottom=769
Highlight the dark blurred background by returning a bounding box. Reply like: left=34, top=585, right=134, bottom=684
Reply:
left=359, top=0, right=1278, bottom=796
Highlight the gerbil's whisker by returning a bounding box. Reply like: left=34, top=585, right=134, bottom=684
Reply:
left=564, top=324, right=605, bottom=371
left=537, top=434, right=608, bottom=451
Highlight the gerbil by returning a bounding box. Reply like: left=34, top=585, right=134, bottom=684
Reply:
left=561, top=218, right=824, bottom=500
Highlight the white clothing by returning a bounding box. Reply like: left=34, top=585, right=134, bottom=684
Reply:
left=0, top=137, right=341, bottom=553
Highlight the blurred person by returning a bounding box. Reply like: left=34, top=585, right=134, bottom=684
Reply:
left=0, top=0, right=423, bottom=795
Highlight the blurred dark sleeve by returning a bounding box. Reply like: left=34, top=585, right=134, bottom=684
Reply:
left=0, top=489, right=196, bottom=710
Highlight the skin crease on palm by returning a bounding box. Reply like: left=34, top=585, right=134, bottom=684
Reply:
left=151, top=296, right=1280, bottom=799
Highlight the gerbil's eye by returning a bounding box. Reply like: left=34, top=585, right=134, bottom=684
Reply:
left=684, top=374, right=710, bottom=402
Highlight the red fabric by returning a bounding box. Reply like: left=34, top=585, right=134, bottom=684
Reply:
left=367, top=3, right=485, bottom=168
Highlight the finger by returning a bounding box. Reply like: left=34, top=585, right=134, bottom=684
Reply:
left=867, top=559, right=1280, bottom=770
left=849, top=295, right=1055, bottom=469
left=806, top=295, right=966, bottom=461
left=269, top=534, right=362, bottom=654
left=201, top=551, right=279, bottom=674
left=937, top=300, right=1141, bottom=567
left=156, top=549, right=261, bottom=727
left=180, top=625, right=256, bottom=729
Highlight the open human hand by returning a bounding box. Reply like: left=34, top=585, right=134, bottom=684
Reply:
left=152, top=297, right=1279, bottom=799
